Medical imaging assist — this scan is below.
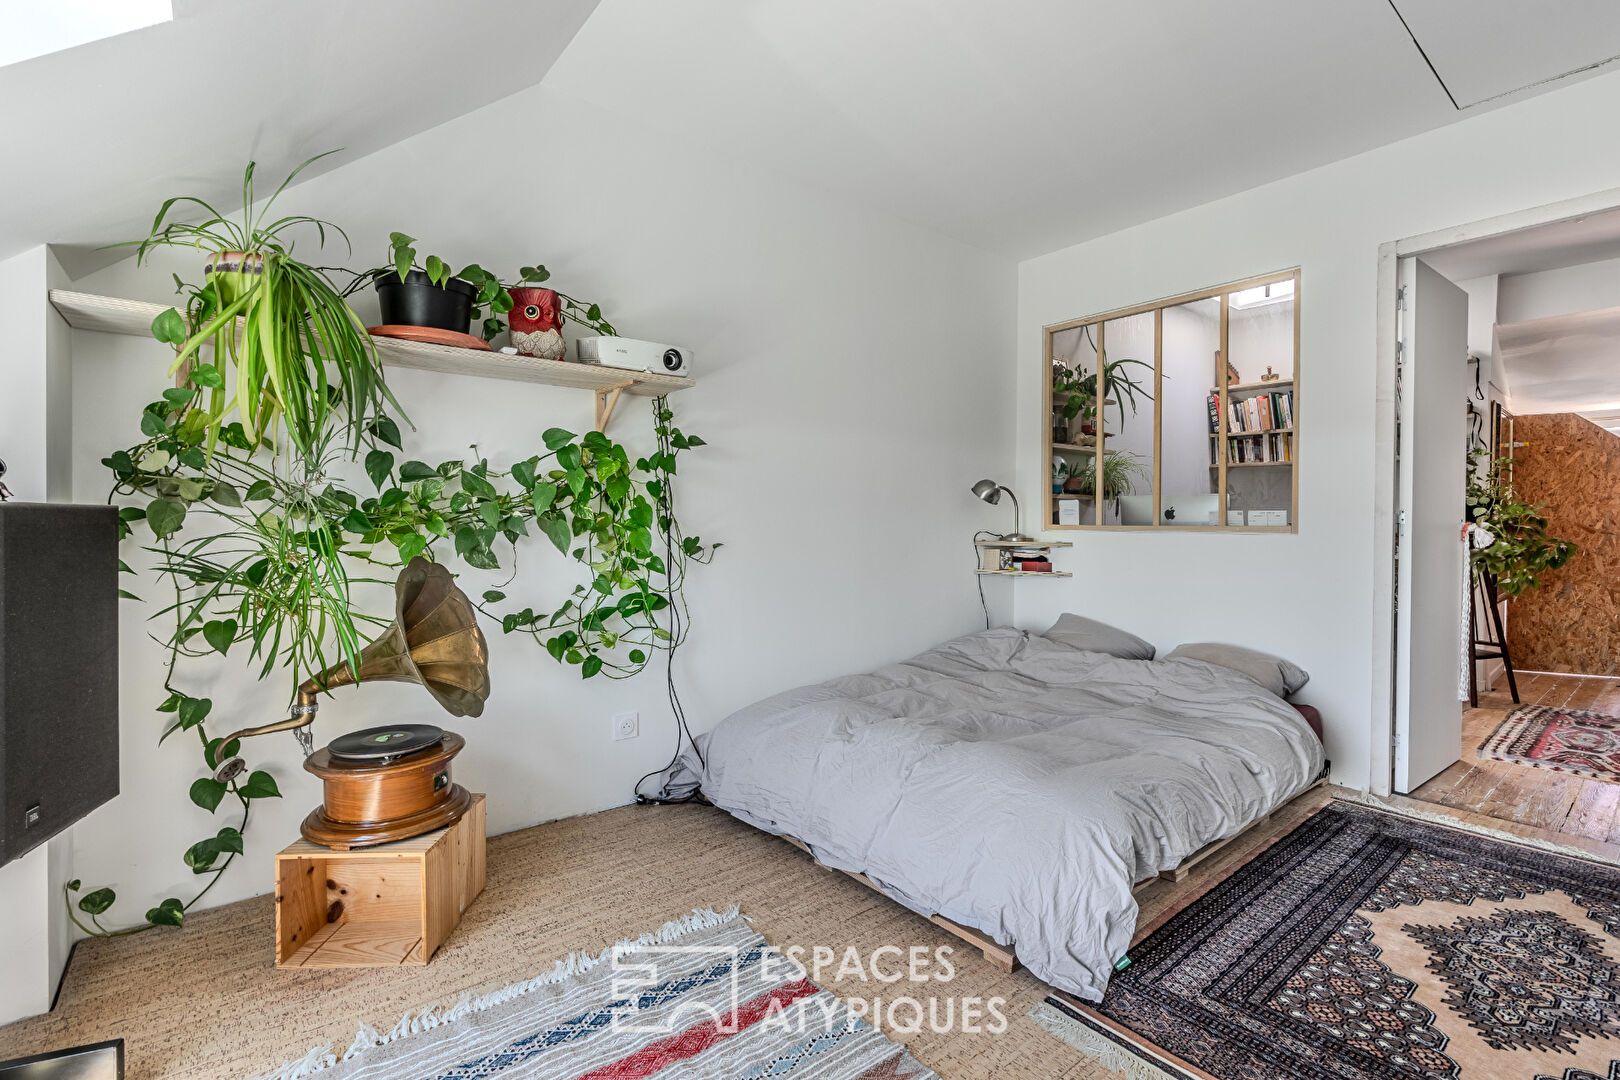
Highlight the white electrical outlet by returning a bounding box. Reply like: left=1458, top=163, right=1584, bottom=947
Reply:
left=612, top=711, right=639, bottom=741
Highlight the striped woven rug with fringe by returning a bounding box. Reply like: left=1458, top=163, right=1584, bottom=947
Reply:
left=259, top=907, right=935, bottom=1080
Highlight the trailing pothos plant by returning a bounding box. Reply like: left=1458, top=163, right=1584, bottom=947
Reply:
left=76, top=383, right=713, bottom=934
left=1465, top=451, right=1576, bottom=597
left=73, top=195, right=714, bottom=937
left=348, top=232, right=618, bottom=341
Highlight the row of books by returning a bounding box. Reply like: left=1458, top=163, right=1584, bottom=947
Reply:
left=1212, top=432, right=1292, bottom=464
left=1205, top=390, right=1294, bottom=434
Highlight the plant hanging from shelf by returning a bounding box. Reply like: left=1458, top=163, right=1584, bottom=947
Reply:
left=71, top=161, right=716, bottom=937
left=1465, top=451, right=1575, bottom=597
left=117, top=152, right=400, bottom=468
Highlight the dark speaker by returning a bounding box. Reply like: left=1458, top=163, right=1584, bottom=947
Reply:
left=0, top=503, right=120, bottom=868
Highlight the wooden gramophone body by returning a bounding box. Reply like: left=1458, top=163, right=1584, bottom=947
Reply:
left=301, top=731, right=474, bottom=849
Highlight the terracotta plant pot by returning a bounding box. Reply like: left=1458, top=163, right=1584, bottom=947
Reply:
left=507, top=287, right=566, bottom=360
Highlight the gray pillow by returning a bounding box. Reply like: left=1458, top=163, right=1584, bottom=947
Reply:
left=1166, top=642, right=1309, bottom=698
left=1042, top=613, right=1155, bottom=661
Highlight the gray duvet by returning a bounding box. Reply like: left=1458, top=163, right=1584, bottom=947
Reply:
left=665, top=627, right=1324, bottom=1000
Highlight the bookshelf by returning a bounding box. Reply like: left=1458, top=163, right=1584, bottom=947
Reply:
left=1208, top=380, right=1294, bottom=468
left=1042, top=269, right=1299, bottom=532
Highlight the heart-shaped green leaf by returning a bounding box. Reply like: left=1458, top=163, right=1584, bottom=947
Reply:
left=151, top=307, right=187, bottom=346
left=189, top=777, right=227, bottom=813
left=146, top=498, right=186, bottom=537
left=202, top=619, right=236, bottom=655
left=146, top=898, right=185, bottom=927
left=365, top=449, right=394, bottom=490
left=238, top=770, right=281, bottom=800
left=78, top=887, right=117, bottom=915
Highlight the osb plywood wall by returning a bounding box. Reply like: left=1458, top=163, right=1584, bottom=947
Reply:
left=1506, top=412, right=1620, bottom=676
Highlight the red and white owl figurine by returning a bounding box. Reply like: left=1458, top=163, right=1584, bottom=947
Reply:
left=507, top=287, right=565, bottom=359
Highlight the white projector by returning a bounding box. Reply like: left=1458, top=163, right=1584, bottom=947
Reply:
left=576, top=336, right=691, bottom=377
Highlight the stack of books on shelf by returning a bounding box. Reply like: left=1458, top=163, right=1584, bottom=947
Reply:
left=1206, top=387, right=1295, bottom=465
left=1000, top=546, right=1053, bottom=572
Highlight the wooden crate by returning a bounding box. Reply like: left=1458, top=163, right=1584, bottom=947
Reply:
left=274, top=793, right=485, bottom=968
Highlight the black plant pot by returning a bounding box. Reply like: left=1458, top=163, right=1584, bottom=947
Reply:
left=374, top=270, right=478, bottom=334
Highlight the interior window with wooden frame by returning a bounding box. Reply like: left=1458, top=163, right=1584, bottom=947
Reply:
left=1044, top=269, right=1300, bottom=531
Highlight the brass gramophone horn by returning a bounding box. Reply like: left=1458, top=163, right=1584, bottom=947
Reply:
left=212, top=557, right=490, bottom=782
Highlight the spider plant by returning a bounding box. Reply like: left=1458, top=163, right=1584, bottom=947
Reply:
left=117, top=152, right=401, bottom=468
left=1068, top=450, right=1148, bottom=501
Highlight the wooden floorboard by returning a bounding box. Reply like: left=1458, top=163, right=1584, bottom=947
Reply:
left=1411, top=671, right=1620, bottom=839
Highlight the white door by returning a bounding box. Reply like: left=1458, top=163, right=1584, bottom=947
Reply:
left=1394, top=258, right=1469, bottom=793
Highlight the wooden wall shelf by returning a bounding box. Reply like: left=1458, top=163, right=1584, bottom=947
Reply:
left=975, top=538, right=1070, bottom=577
left=1216, top=379, right=1294, bottom=395
left=975, top=539, right=1074, bottom=549
left=976, top=569, right=1073, bottom=578
left=49, top=290, right=693, bottom=431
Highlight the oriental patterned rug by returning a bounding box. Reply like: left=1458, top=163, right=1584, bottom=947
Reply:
left=1481, top=704, right=1620, bottom=782
left=258, top=907, right=935, bottom=1080
left=1032, top=800, right=1620, bottom=1080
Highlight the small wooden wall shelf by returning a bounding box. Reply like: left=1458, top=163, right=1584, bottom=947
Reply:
left=274, top=793, right=485, bottom=968
left=975, top=539, right=1072, bottom=578
left=49, top=290, right=693, bottom=432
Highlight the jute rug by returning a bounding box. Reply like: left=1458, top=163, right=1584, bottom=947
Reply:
left=1480, top=704, right=1620, bottom=782
left=259, top=907, right=936, bottom=1080
left=1031, top=800, right=1620, bottom=1080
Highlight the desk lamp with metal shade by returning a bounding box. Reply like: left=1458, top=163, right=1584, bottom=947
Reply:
left=971, top=478, right=1032, bottom=542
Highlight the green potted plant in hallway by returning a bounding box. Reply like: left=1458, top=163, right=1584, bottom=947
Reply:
left=1466, top=451, right=1577, bottom=595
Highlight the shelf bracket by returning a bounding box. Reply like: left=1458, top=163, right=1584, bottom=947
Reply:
left=594, top=380, right=635, bottom=433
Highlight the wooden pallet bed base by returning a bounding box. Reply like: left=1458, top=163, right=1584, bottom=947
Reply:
left=779, top=836, right=1020, bottom=973
left=780, top=775, right=1327, bottom=976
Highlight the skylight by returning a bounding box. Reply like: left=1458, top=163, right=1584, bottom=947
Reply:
left=0, top=0, right=172, bottom=69
left=1228, top=279, right=1295, bottom=311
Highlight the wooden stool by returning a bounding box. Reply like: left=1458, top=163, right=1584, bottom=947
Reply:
left=274, top=793, right=485, bottom=968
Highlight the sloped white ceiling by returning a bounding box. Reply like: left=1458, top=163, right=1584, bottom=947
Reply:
left=540, top=0, right=1620, bottom=258
left=0, top=0, right=599, bottom=267
left=1392, top=0, right=1620, bottom=108
left=9, top=0, right=1620, bottom=267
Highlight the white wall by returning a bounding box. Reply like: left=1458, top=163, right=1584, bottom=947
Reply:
left=60, top=81, right=1014, bottom=931
left=1015, top=66, right=1620, bottom=790
left=1498, top=254, right=1620, bottom=325
left=0, top=246, right=72, bottom=501
left=1458, top=274, right=1502, bottom=408
left=1160, top=302, right=1222, bottom=503
left=0, top=246, right=77, bottom=1026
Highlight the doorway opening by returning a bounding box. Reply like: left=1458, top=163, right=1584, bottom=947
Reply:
left=1384, top=196, right=1620, bottom=841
